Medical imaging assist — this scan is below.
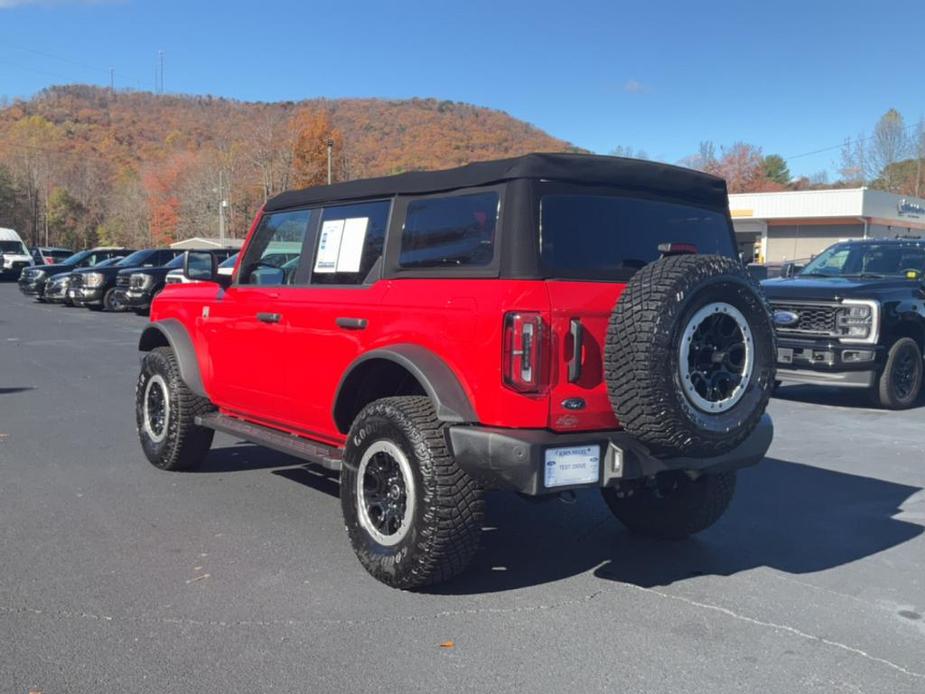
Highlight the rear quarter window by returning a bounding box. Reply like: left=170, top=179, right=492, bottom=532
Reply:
left=540, top=194, right=735, bottom=281
left=399, top=192, right=499, bottom=268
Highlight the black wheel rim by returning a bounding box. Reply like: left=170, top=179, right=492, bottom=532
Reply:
left=680, top=302, right=753, bottom=412
left=145, top=378, right=167, bottom=439
left=892, top=346, right=920, bottom=400
left=361, top=450, right=408, bottom=539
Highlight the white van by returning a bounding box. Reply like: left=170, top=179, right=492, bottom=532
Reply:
left=0, top=228, right=34, bottom=278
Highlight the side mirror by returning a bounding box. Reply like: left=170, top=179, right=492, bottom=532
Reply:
left=183, top=251, right=219, bottom=283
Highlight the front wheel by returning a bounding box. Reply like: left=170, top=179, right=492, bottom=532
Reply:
left=340, top=397, right=484, bottom=589
left=872, top=338, right=923, bottom=409
left=601, top=471, right=736, bottom=539
left=102, top=288, right=123, bottom=312
left=136, top=346, right=215, bottom=470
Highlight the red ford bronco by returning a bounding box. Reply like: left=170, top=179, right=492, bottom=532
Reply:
left=135, top=153, right=775, bottom=589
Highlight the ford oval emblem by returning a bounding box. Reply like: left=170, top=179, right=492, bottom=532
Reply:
left=562, top=398, right=586, bottom=410
left=773, top=310, right=800, bottom=327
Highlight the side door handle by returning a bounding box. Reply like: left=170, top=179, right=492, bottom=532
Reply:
left=568, top=318, right=583, bottom=383
left=256, top=312, right=282, bottom=324
left=336, top=317, right=367, bottom=330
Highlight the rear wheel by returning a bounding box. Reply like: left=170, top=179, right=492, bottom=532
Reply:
left=601, top=471, right=736, bottom=539
left=340, top=397, right=484, bottom=589
left=136, top=346, right=215, bottom=470
left=872, top=337, right=923, bottom=409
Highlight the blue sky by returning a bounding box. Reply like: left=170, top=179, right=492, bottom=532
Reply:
left=1, top=0, right=923, bottom=178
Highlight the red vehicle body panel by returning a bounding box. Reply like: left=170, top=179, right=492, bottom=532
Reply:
left=153, top=275, right=627, bottom=444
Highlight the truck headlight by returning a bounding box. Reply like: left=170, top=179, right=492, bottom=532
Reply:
left=33, top=269, right=46, bottom=280
left=837, top=300, right=879, bottom=344
left=130, top=273, right=153, bottom=290
left=84, top=272, right=104, bottom=288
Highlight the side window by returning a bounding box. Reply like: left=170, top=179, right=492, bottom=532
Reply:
left=311, top=200, right=390, bottom=285
left=239, top=210, right=311, bottom=286
left=399, top=192, right=499, bottom=268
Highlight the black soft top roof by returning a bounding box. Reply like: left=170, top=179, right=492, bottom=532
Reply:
left=265, top=153, right=728, bottom=212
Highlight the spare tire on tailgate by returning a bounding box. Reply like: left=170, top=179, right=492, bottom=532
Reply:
left=604, top=254, right=775, bottom=458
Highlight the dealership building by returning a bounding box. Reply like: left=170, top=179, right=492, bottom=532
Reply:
left=729, top=188, right=925, bottom=263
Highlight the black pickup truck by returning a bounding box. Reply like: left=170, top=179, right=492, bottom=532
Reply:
left=761, top=238, right=925, bottom=408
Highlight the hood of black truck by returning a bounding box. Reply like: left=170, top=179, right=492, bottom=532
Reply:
left=761, top=276, right=916, bottom=301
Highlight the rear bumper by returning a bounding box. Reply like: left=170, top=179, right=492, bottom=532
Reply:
left=449, top=414, right=773, bottom=495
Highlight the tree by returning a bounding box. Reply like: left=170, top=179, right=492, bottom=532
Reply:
left=46, top=187, right=94, bottom=249
left=0, top=115, right=61, bottom=245
left=868, top=109, right=910, bottom=192
left=290, top=108, right=342, bottom=188
left=839, top=134, right=867, bottom=186
left=0, top=165, right=17, bottom=227
left=610, top=145, right=648, bottom=160
left=762, top=154, right=790, bottom=186
left=714, top=142, right=768, bottom=193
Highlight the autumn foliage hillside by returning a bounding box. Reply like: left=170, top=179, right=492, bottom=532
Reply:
left=0, top=85, right=577, bottom=247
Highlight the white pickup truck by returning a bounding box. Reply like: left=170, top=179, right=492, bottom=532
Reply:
left=0, top=228, right=34, bottom=278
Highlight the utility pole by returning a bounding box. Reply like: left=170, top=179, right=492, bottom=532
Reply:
left=109, top=67, right=114, bottom=92
left=218, top=171, right=227, bottom=246
left=326, top=139, right=334, bottom=185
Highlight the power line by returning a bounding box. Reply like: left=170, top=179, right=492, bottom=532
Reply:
left=784, top=120, right=923, bottom=162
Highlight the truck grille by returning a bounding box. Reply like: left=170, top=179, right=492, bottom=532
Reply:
left=70, top=274, right=83, bottom=288
left=116, top=275, right=130, bottom=288
left=770, top=302, right=840, bottom=338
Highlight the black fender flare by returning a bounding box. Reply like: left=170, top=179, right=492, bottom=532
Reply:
left=333, top=345, right=477, bottom=431
left=138, top=319, right=207, bottom=398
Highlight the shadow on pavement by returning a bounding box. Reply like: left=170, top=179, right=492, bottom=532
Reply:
left=0, top=387, right=34, bottom=395
left=195, top=443, right=341, bottom=498
left=773, top=383, right=925, bottom=411
left=429, top=457, right=923, bottom=594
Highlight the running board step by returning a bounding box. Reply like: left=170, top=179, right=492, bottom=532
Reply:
left=196, top=412, right=343, bottom=471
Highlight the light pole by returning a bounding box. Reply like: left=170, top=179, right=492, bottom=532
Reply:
left=219, top=199, right=228, bottom=245
left=326, top=138, right=334, bottom=185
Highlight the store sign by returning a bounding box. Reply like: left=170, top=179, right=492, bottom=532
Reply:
left=897, top=199, right=925, bottom=218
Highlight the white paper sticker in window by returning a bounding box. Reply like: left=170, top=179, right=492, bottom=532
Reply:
left=336, top=217, right=369, bottom=273
left=314, top=219, right=344, bottom=273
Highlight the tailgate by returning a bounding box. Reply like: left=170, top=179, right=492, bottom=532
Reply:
left=545, top=280, right=625, bottom=432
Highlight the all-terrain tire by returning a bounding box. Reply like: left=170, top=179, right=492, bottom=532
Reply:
left=601, top=471, right=736, bottom=539
left=136, top=346, right=215, bottom=471
left=340, top=396, right=484, bottom=589
left=605, top=255, right=775, bottom=458
left=872, top=337, right=923, bottom=409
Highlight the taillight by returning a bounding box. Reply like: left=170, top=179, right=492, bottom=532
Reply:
left=503, top=312, right=548, bottom=393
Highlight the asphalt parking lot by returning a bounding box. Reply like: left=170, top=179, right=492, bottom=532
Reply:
left=1, top=281, right=924, bottom=694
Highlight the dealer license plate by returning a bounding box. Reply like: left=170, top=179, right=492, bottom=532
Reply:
left=777, top=347, right=794, bottom=364
left=544, top=445, right=601, bottom=488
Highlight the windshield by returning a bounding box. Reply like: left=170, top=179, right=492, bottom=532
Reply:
left=219, top=253, right=239, bottom=268
left=115, top=250, right=154, bottom=267
left=58, top=250, right=94, bottom=266
left=800, top=242, right=925, bottom=278
left=92, top=257, right=121, bottom=268
left=0, top=240, right=27, bottom=254
left=165, top=254, right=186, bottom=269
